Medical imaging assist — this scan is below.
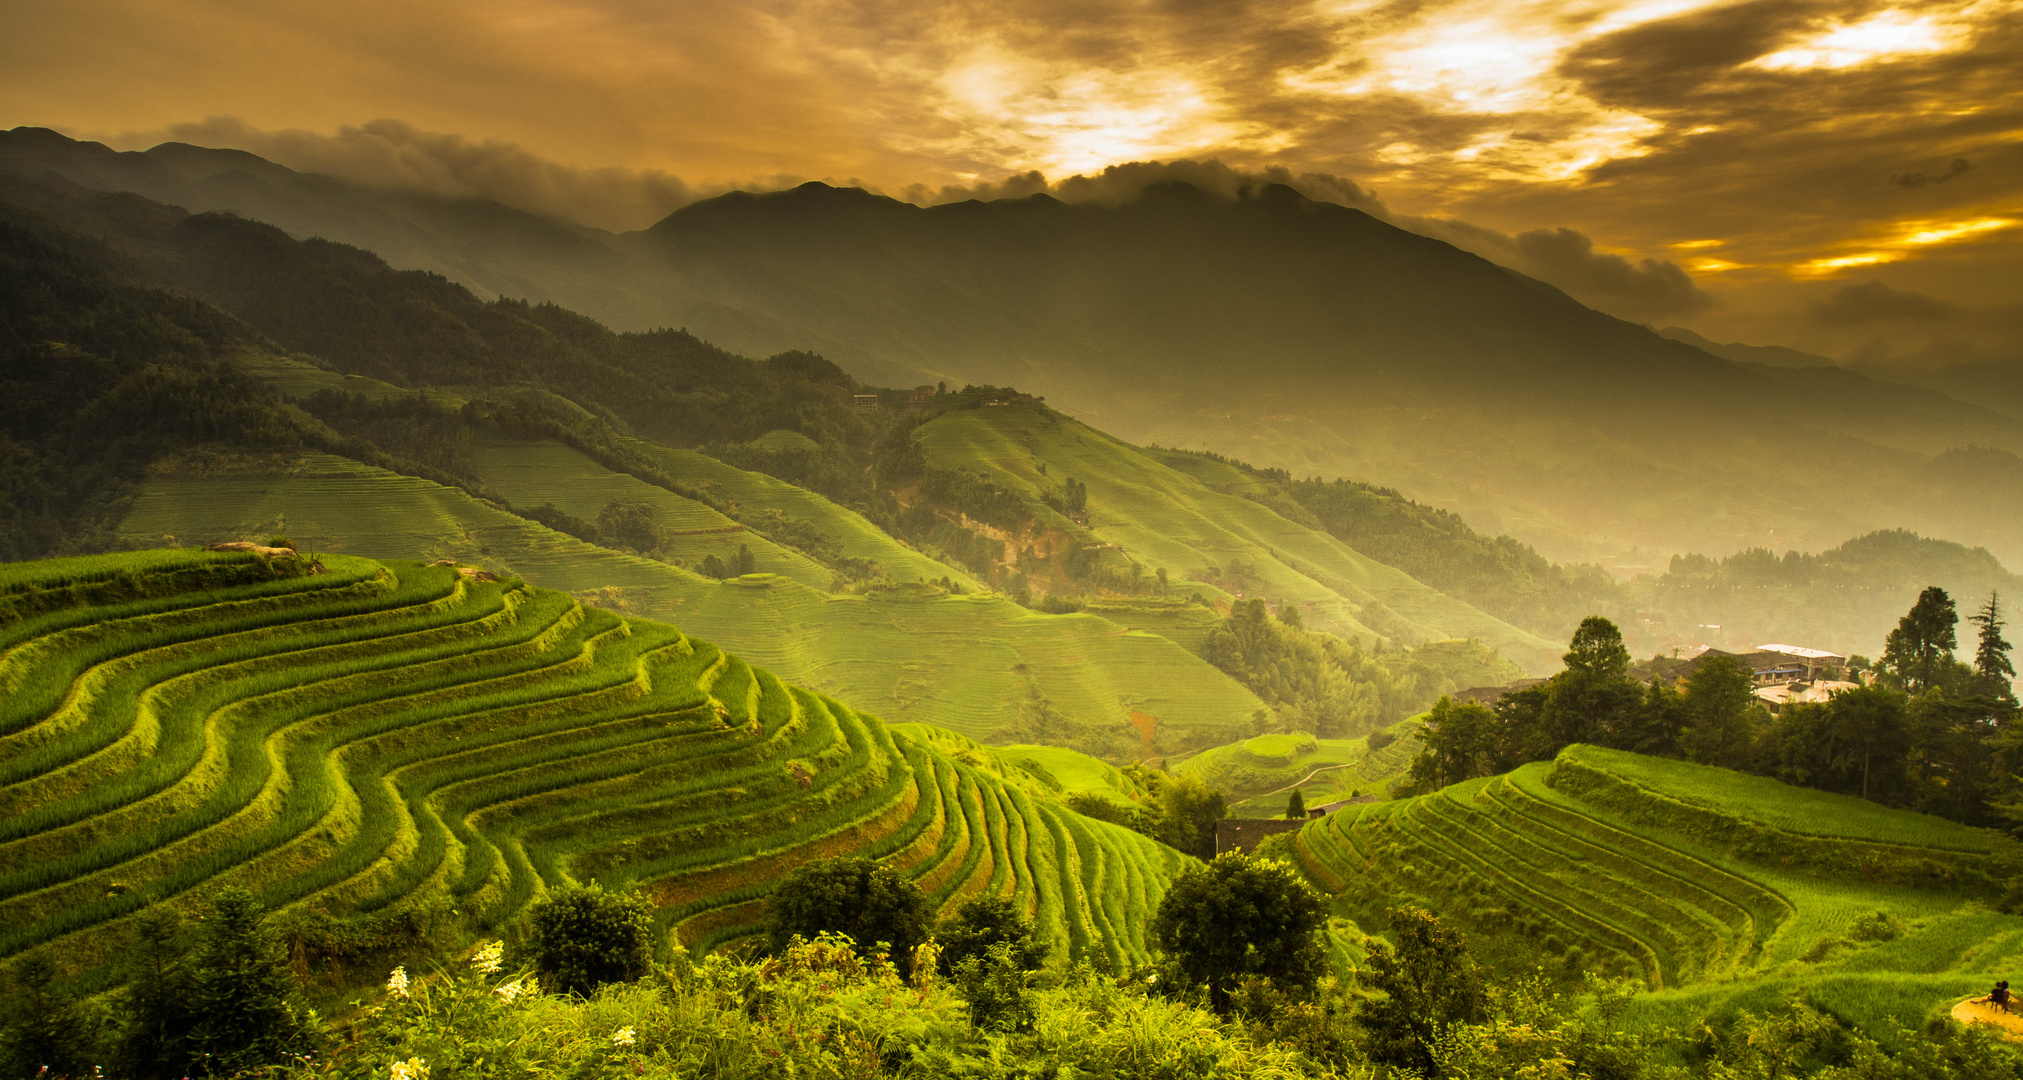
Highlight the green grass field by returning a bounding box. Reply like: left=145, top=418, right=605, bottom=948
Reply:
left=0, top=550, right=1190, bottom=995
left=1280, top=743, right=2023, bottom=1045
left=115, top=451, right=1266, bottom=756
left=910, top=402, right=1561, bottom=672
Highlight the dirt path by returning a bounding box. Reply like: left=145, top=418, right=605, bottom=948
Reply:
left=1952, top=998, right=2023, bottom=1039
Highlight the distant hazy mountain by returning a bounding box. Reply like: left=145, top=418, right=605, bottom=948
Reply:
left=8, top=127, right=2022, bottom=570
left=1657, top=326, right=1838, bottom=369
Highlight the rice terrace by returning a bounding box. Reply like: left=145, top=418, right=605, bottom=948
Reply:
left=7, top=4, right=2023, bottom=1074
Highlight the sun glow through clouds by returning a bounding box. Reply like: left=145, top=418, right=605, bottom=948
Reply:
left=1753, top=8, right=1974, bottom=71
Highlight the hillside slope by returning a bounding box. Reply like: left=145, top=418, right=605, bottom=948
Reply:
left=905, top=399, right=1560, bottom=671
left=12, top=127, right=2022, bottom=572
left=0, top=550, right=1190, bottom=994
left=115, top=452, right=1266, bottom=757
left=1284, top=743, right=2023, bottom=1039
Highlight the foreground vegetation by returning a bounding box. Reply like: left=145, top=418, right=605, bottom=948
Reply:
left=11, top=855, right=2020, bottom=1080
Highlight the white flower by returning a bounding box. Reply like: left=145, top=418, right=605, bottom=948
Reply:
left=389, top=1056, right=429, bottom=1080
left=386, top=966, right=410, bottom=999
left=494, top=979, right=525, bottom=1005
left=1145, top=973, right=1159, bottom=985
left=470, top=941, right=504, bottom=976
left=611, top=1026, right=637, bottom=1048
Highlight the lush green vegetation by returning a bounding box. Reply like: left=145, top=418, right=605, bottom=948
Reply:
left=1280, top=740, right=2023, bottom=1050
left=1202, top=597, right=1522, bottom=737
left=1175, top=716, right=1426, bottom=815
left=1407, top=600, right=2022, bottom=829
left=0, top=551, right=1191, bottom=1004
left=900, top=398, right=1561, bottom=672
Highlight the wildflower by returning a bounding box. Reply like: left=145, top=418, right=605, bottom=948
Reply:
left=470, top=941, right=504, bottom=976
left=386, top=966, right=410, bottom=999
left=389, top=1057, right=429, bottom=1080
left=1145, top=973, right=1159, bottom=985
left=494, top=979, right=526, bottom=1005
left=611, top=1027, right=637, bottom=1048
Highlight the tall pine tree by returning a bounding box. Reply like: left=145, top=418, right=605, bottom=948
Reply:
left=1969, top=592, right=2017, bottom=702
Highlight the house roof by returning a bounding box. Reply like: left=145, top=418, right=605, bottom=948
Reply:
left=1756, top=644, right=1847, bottom=661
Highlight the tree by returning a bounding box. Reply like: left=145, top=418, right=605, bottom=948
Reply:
left=1152, top=773, right=1227, bottom=859
left=1969, top=592, right=2017, bottom=701
left=1540, top=617, right=1642, bottom=752
left=765, top=857, right=933, bottom=976
left=1277, top=602, right=1303, bottom=630
left=1880, top=586, right=1958, bottom=693
left=1677, top=654, right=1764, bottom=769
left=1151, top=853, right=1328, bottom=1010
left=736, top=543, right=757, bottom=575
left=597, top=500, right=664, bottom=555
left=1407, top=696, right=1498, bottom=789
left=1621, top=676, right=1687, bottom=756
left=0, top=953, right=91, bottom=1080
left=166, top=888, right=318, bottom=1078
left=1774, top=686, right=1909, bottom=802
left=1355, top=907, right=1485, bottom=1075
left=935, top=895, right=1044, bottom=977
left=1284, top=787, right=1307, bottom=820
left=1563, top=616, right=1631, bottom=679
left=527, top=884, right=656, bottom=996
left=119, top=908, right=192, bottom=1080
left=1155, top=567, right=1169, bottom=596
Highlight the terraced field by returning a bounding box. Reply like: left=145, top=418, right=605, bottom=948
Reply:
left=1175, top=717, right=1425, bottom=815
left=465, top=434, right=835, bottom=588
left=1285, top=743, right=2023, bottom=1039
left=910, top=402, right=1560, bottom=671
left=115, top=452, right=1266, bottom=752
left=0, top=551, right=1189, bottom=993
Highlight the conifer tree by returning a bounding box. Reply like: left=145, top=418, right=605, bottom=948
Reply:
left=1969, top=591, right=2016, bottom=700
left=1284, top=787, right=1307, bottom=819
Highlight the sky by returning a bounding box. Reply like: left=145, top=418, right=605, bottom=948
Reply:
left=4, top=0, right=2019, bottom=366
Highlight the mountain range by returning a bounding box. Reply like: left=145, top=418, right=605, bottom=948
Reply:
left=6, top=126, right=2023, bottom=573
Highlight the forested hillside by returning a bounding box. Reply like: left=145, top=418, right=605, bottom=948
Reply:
left=11, top=128, right=2022, bottom=576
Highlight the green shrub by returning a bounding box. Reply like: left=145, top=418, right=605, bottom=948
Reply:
left=527, top=884, right=657, bottom=997
left=1356, top=906, right=1484, bottom=1075
left=765, top=857, right=933, bottom=977
left=1151, top=853, right=1328, bottom=1009
left=936, top=895, right=1044, bottom=977
left=952, top=943, right=1037, bottom=1033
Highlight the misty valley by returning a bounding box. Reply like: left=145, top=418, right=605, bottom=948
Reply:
left=3, top=119, right=2023, bottom=1080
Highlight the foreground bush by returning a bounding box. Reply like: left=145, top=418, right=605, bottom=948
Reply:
left=764, top=857, right=934, bottom=977
left=323, top=933, right=1338, bottom=1080
left=1152, top=853, right=1329, bottom=1009
left=526, top=884, right=656, bottom=997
